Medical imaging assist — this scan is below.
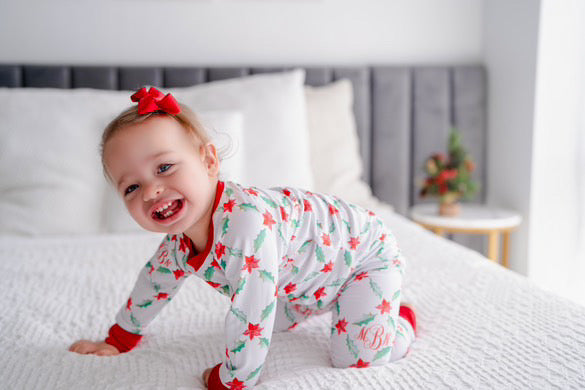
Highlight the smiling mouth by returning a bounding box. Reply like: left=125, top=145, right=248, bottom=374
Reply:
left=152, top=199, right=184, bottom=221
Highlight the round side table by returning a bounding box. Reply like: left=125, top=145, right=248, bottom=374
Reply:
left=409, top=203, right=522, bottom=268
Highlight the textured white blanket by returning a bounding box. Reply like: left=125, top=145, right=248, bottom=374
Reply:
left=1, top=210, right=585, bottom=389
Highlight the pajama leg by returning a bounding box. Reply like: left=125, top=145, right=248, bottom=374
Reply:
left=329, top=266, right=415, bottom=368
left=273, top=298, right=314, bottom=333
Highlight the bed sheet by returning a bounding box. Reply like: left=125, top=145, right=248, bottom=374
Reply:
left=1, top=209, right=584, bottom=389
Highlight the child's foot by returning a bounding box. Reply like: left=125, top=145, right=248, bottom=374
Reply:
left=398, top=303, right=417, bottom=336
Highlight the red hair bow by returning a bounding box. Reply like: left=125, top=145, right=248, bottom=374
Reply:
left=130, top=87, right=181, bottom=115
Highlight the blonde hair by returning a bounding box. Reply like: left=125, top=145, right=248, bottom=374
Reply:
left=100, top=102, right=211, bottom=181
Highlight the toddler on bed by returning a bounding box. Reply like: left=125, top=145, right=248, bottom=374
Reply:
left=68, top=87, right=417, bottom=389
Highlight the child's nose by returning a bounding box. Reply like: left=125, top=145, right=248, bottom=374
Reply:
left=143, top=182, right=164, bottom=201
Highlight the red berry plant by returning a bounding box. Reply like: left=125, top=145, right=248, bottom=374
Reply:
left=419, top=128, right=480, bottom=205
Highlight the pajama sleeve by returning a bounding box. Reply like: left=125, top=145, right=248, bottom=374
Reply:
left=105, top=236, right=189, bottom=352
left=211, top=212, right=280, bottom=389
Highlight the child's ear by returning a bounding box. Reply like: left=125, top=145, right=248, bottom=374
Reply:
left=201, top=143, right=220, bottom=177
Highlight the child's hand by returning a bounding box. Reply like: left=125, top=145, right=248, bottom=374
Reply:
left=202, top=367, right=212, bottom=387
left=68, top=340, right=120, bottom=356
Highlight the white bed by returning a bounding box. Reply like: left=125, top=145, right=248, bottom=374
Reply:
left=1, top=66, right=585, bottom=389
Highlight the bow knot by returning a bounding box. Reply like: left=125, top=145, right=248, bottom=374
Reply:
left=130, top=87, right=181, bottom=116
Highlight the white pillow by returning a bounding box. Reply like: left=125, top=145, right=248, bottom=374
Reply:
left=0, top=88, right=128, bottom=235
left=171, top=69, right=314, bottom=190
left=102, top=110, right=244, bottom=233
left=304, top=80, right=394, bottom=213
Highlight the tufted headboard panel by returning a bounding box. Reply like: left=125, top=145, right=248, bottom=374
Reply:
left=0, top=64, right=487, bottom=219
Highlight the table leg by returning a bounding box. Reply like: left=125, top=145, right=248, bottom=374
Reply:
left=487, top=231, right=500, bottom=263
left=502, top=231, right=510, bottom=268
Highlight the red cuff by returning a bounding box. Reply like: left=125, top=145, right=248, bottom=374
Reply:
left=207, top=363, right=229, bottom=390
left=104, top=324, right=143, bottom=353
left=398, top=305, right=417, bottom=335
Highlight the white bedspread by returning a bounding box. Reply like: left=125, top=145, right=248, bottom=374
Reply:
left=1, top=210, right=585, bottom=389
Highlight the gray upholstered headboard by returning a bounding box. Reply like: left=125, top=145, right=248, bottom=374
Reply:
left=0, top=64, right=487, bottom=220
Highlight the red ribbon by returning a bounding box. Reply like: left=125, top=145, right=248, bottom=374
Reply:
left=130, top=87, right=181, bottom=115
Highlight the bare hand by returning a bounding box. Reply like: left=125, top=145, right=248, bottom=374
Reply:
left=68, top=340, right=120, bottom=356
left=202, top=367, right=212, bottom=387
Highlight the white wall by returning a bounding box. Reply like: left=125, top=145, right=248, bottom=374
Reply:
left=0, top=0, right=483, bottom=65
left=483, top=0, right=541, bottom=276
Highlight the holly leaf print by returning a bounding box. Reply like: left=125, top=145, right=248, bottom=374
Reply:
left=235, top=278, right=246, bottom=296
left=354, top=313, right=376, bottom=327
left=292, top=219, right=301, bottom=229
left=298, top=239, right=313, bottom=254
left=317, top=300, right=324, bottom=309
left=261, top=196, right=278, bottom=209
left=231, top=340, right=246, bottom=353
left=346, top=335, right=359, bottom=358
left=369, top=279, right=384, bottom=299
left=259, top=270, right=275, bottom=283
left=221, top=217, right=230, bottom=237
left=388, top=315, right=396, bottom=330
left=329, top=222, right=336, bottom=234
left=344, top=250, right=353, bottom=267
left=221, top=285, right=231, bottom=296
left=246, top=365, right=263, bottom=381
left=204, top=266, right=215, bottom=281
left=225, top=187, right=234, bottom=197
left=230, top=307, right=248, bottom=324
left=335, top=301, right=341, bottom=315
left=292, top=265, right=299, bottom=274
left=392, top=289, right=401, bottom=301
left=259, top=337, right=270, bottom=348
left=343, top=220, right=352, bottom=234
left=137, top=300, right=153, bottom=309
left=374, top=346, right=392, bottom=361
left=239, top=203, right=258, bottom=212
left=157, top=266, right=172, bottom=274
left=153, top=283, right=161, bottom=293
left=303, top=271, right=320, bottom=283
left=328, top=278, right=344, bottom=287
left=316, top=245, right=325, bottom=263
left=361, top=221, right=371, bottom=235
left=254, top=229, right=267, bottom=253
left=284, top=304, right=295, bottom=323
left=130, top=313, right=141, bottom=329
left=261, top=301, right=275, bottom=321
left=229, top=247, right=243, bottom=258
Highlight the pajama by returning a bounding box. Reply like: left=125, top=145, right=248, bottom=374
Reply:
left=105, top=180, right=415, bottom=389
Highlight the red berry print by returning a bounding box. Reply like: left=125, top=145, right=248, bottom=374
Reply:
left=226, top=378, right=246, bottom=390
left=329, top=204, right=339, bottom=216
left=351, top=359, right=370, bottom=368
left=223, top=199, right=236, bottom=213
left=349, top=237, right=361, bottom=250
left=314, top=287, right=326, bottom=300
left=173, top=269, right=185, bottom=280
left=284, top=282, right=296, bottom=294
left=335, top=318, right=348, bottom=335
left=322, top=233, right=331, bottom=246
left=155, top=292, right=169, bottom=301
left=321, top=261, right=334, bottom=273
left=207, top=281, right=221, bottom=288
left=243, top=323, right=263, bottom=340
left=380, top=233, right=386, bottom=242
left=215, top=242, right=226, bottom=260
left=243, top=255, right=260, bottom=273
left=263, top=211, right=276, bottom=230
left=126, top=298, right=132, bottom=311
left=355, top=271, right=369, bottom=281
left=244, top=188, right=258, bottom=196
left=280, top=206, right=289, bottom=222
left=282, top=189, right=291, bottom=197
left=376, top=299, right=392, bottom=314
left=303, top=199, right=312, bottom=212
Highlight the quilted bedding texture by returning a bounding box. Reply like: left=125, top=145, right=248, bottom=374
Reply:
left=1, top=209, right=585, bottom=390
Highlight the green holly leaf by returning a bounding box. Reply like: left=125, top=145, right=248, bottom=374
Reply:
left=130, top=313, right=141, bottom=329
left=204, top=266, right=215, bottom=281
left=137, top=300, right=153, bottom=309
left=225, top=188, right=234, bottom=197
left=230, top=307, right=248, bottom=323
left=392, top=289, right=401, bottom=301
left=261, top=301, right=275, bottom=321
left=298, top=239, right=313, bottom=254
left=254, top=229, right=267, bottom=253
left=369, top=279, right=383, bottom=299
left=316, top=245, right=325, bottom=262
left=354, top=313, right=376, bottom=327
left=303, top=271, right=320, bottom=283
left=261, top=196, right=278, bottom=209
left=317, top=300, right=323, bottom=309
left=346, top=335, right=359, bottom=358
left=344, top=250, right=353, bottom=268
left=329, top=222, right=336, bottom=234
left=221, top=285, right=231, bottom=296
left=246, top=365, right=263, bottom=381
left=221, top=217, right=230, bottom=236
left=292, top=265, right=299, bottom=274
left=259, top=270, right=275, bottom=283
left=388, top=315, right=396, bottom=330
left=343, top=220, right=352, bottom=234
left=235, top=278, right=246, bottom=296
left=361, top=222, right=371, bottom=235
left=157, top=266, right=171, bottom=274
left=259, top=337, right=270, bottom=348
left=284, top=304, right=295, bottom=323
left=335, top=301, right=340, bottom=315
left=374, top=346, right=392, bottom=361
left=239, top=203, right=258, bottom=212
left=231, top=340, right=246, bottom=353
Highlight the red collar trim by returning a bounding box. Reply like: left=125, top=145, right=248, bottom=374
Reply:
left=186, top=180, right=225, bottom=272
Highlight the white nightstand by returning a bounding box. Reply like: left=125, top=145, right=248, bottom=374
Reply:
left=409, top=203, right=522, bottom=268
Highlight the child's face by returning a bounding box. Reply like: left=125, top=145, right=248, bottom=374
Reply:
left=103, top=116, right=219, bottom=235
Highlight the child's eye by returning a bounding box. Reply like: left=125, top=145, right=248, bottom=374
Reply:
left=124, top=184, right=139, bottom=196
left=157, top=163, right=173, bottom=174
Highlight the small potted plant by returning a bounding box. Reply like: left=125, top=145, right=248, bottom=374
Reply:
left=419, top=128, right=480, bottom=216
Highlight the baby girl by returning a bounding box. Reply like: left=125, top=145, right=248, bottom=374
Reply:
left=68, top=87, right=417, bottom=389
